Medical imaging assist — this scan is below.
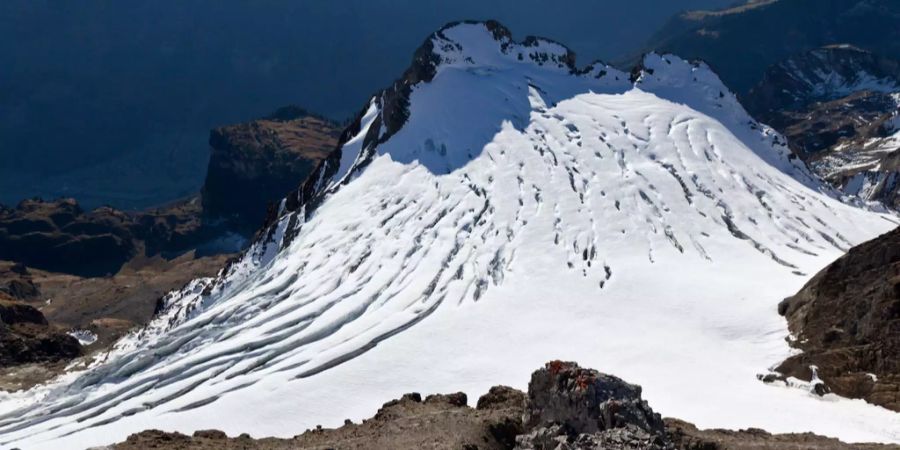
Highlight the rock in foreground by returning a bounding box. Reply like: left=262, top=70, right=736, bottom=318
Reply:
left=517, top=360, right=668, bottom=449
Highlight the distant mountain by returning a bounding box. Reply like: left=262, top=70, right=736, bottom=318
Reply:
left=4, top=21, right=897, bottom=449
left=745, top=45, right=900, bottom=119
left=745, top=46, right=900, bottom=208
left=642, top=0, right=900, bottom=94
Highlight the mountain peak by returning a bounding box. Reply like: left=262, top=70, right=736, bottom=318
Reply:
left=428, top=21, right=576, bottom=71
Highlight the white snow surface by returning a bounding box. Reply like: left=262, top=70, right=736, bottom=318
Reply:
left=2, top=22, right=900, bottom=449
left=66, top=330, right=98, bottom=347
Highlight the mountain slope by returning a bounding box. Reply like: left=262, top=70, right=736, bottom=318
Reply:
left=1, top=21, right=898, bottom=449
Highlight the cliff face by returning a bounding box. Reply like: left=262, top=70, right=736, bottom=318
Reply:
left=777, top=226, right=900, bottom=411
left=202, top=107, right=342, bottom=232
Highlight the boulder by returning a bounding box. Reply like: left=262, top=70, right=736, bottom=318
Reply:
left=516, top=360, right=669, bottom=449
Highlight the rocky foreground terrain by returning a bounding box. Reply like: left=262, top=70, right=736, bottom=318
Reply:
left=776, top=225, right=900, bottom=411
left=103, top=361, right=896, bottom=450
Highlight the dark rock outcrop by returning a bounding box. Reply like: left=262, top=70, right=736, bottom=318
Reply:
left=202, top=107, right=341, bottom=233
left=776, top=226, right=900, bottom=411
left=0, top=198, right=137, bottom=277
left=0, top=196, right=235, bottom=277
left=517, top=360, right=669, bottom=450
left=0, top=277, right=40, bottom=300
left=0, top=293, right=81, bottom=367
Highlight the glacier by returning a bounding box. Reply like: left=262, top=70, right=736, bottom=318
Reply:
left=1, top=21, right=899, bottom=449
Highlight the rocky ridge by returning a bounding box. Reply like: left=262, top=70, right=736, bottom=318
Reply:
left=0, top=196, right=227, bottom=277
left=105, top=361, right=897, bottom=450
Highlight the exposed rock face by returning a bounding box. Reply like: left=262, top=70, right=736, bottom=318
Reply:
left=776, top=226, right=900, bottom=411
left=132, top=197, right=214, bottom=256
left=107, top=361, right=897, bottom=450
left=202, top=107, right=341, bottom=232
left=0, top=293, right=82, bottom=367
left=517, top=360, right=668, bottom=449
left=745, top=46, right=900, bottom=208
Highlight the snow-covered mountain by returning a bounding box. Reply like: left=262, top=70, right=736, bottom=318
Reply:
left=2, top=21, right=899, bottom=449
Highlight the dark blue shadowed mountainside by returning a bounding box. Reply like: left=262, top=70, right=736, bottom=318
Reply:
left=0, top=0, right=734, bottom=210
